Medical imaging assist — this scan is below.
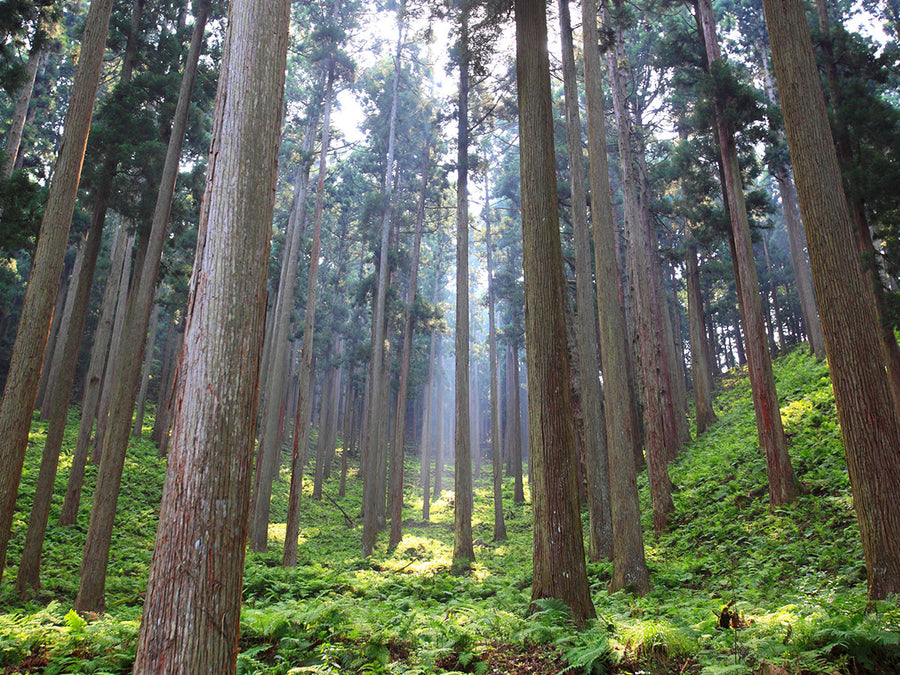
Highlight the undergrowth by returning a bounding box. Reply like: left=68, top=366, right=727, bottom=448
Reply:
left=1, top=347, right=898, bottom=673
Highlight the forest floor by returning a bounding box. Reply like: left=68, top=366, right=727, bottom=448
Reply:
left=1, top=347, right=899, bottom=674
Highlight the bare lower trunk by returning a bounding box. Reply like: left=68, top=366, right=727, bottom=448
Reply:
left=362, top=14, right=404, bottom=557
left=285, top=58, right=334, bottom=565
left=505, top=343, right=524, bottom=504
left=151, top=318, right=177, bottom=443
left=250, top=84, right=321, bottom=552
left=15, top=187, right=112, bottom=595
left=389, top=141, right=430, bottom=548
left=604, top=0, right=674, bottom=534
left=484, top=180, right=506, bottom=542
left=35, top=260, right=70, bottom=415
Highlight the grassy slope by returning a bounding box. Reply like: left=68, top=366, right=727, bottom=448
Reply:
left=1, top=347, right=898, bottom=674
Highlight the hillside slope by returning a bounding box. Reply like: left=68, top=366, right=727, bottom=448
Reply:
left=1, top=347, right=898, bottom=674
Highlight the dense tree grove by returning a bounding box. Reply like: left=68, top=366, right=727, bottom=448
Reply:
left=1, top=0, right=899, bottom=670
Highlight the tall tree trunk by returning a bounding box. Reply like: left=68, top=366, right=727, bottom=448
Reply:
left=558, top=0, right=612, bottom=562
left=59, top=223, right=132, bottom=525
left=39, top=240, right=86, bottom=417
left=583, top=0, right=649, bottom=591
left=250, top=82, right=321, bottom=552
left=1, top=41, right=43, bottom=181
left=814, top=0, right=900, bottom=411
left=420, top=344, right=434, bottom=521
left=758, top=42, right=825, bottom=358
left=361, top=13, right=403, bottom=558
left=761, top=0, right=900, bottom=602
left=0, top=0, right=115, bottom=582
left=603, top=0, right=675, bottom=534
left=35, top=260, right=70, bottom=414
left=452, top=5, right=474, bottom=567
left=91, top=228, right=135, bottom=462
left=284, top=59, right=335, bottom=567
left=76, top=1, right=211, bottom=612
left=132, top=300, right=160, bottom=437
left=697, top=0, right=800, bottom=506
left=151, top=318, right=177, bottom=443
left=686, top=243, right=717, bottom=433
left=132, top=0, right=289, bottom=668
left=505, top=342, right=524, bottom=504
left=515, top=0, right=594, bottom=625
left=389, top=139, right=431, bottom=548
left=484, top=178, right=506, bottom=542
left=433, top=353, right=445, bottom=499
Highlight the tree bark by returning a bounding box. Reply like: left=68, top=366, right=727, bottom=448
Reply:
left=2, top=41, right=43, bottom=181
left=516, top=0, right=594, bottom=625
left=433, top=351, right=445, bottom=500
left=452, top=5, right=474, bottom=566
left=484, top=177, right=506, bottom=542
left=132, top=300, right=160, bottom=438
left=686, top=243, right=717, bottom=433
left=583, top=0, right=649, bottom=591
left=0, top=0, right=116, bottom=581
left=76, top=1, right=210, bottom=612
left=762, top=0, right=900, bottom=601
left=39, top=239, right=86, bottom=418
left=603, top=0, right=675, bottom=534
left=361, top=13, right=403, bottom=558
left=15, top=223, right=110, bottom=594
left=284, top=59, right=335, bottom=567
left=59, top=223, right=132, bottom=525
left=250, top=79, right=322, bottom=552
left=758, top=44, right=825, bottom=358
left=151, top=318, right=177, bottom=443
left=558, top=0, right=612, bottom=562
left=698, top=0, right=800, bottom=506
left=389, top=139, right=431, bottom=548
left=91, top=226, right=135, bottom=462
left=132, top=0, right=289, bottom=669
left=35, top=260, right=71, bottom=416
left=505, top=342, right=524, bottom=504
